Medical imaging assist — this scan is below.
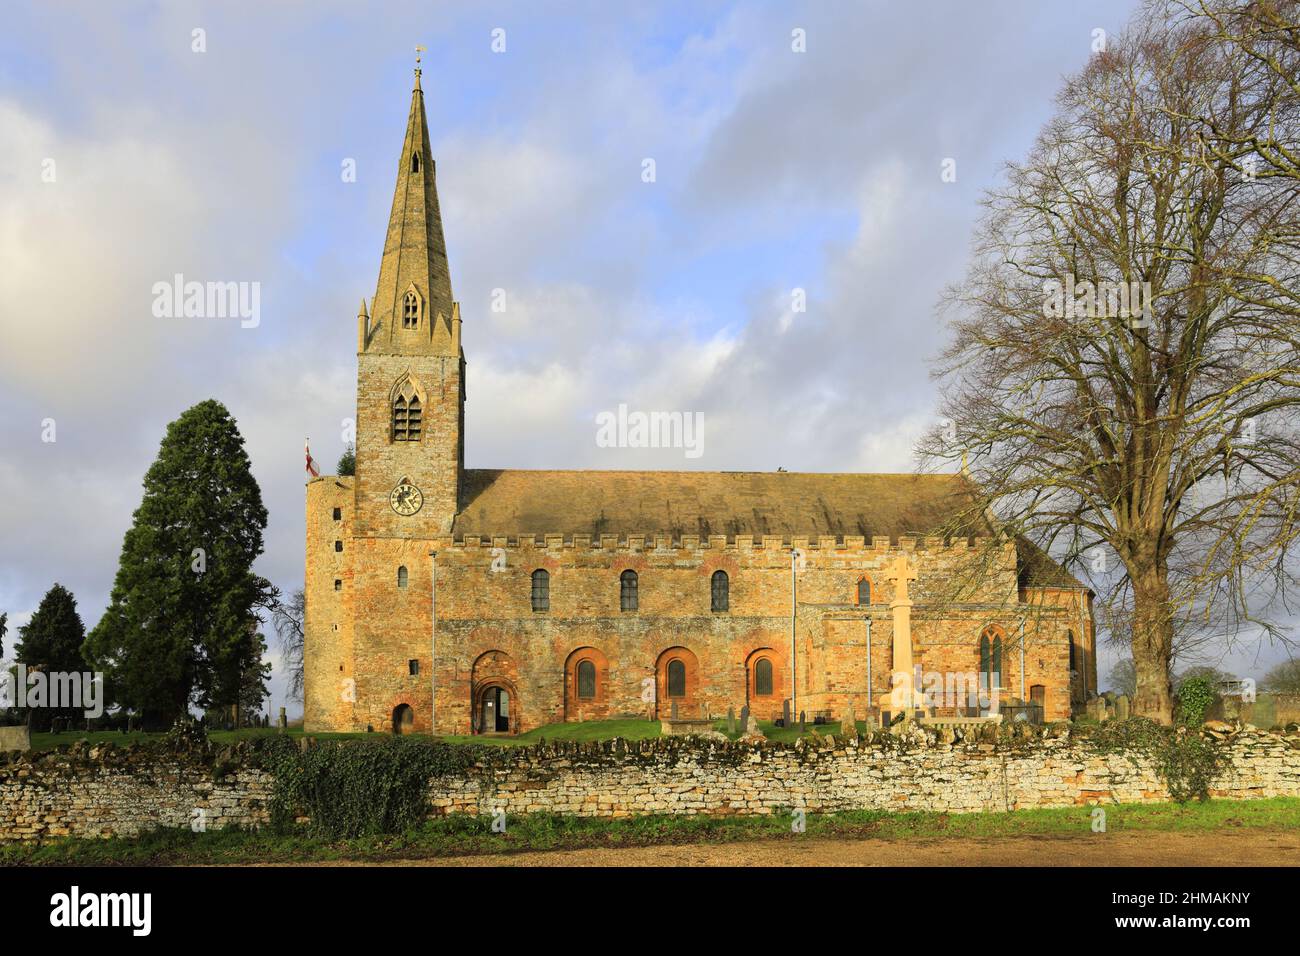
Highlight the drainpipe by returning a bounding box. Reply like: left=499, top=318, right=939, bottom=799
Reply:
left=790, top=549, right=798, bottom=720
left=429, top=550, right=437, bottom=735
left=1019, top=620, right=1026, bottom=702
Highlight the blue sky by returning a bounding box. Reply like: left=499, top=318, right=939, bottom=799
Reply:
left=2, top=0, right=1288, bottom=715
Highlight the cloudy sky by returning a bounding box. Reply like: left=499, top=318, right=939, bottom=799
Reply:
left=2, top=0, right=1289, bottom=715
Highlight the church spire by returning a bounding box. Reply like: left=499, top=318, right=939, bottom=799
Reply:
left=368, top=58, right=456, bottom=354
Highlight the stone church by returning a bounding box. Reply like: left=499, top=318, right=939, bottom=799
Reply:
left=303, top=71, right=1097, bottom=736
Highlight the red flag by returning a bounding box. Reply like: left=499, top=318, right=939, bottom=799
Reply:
left=305, top=439, right=320, bottom=478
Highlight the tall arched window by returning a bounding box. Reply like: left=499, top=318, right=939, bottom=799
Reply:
left=754, top=658, right=774, bottom=696
left=403, top=290, right=419, bottom=329
left=979, top=628, right=1003, bottom=689
left=531, top=569, right=549, bottom=612
left=620, top=569, right=638, bottom=612
left=577, top=659, right=596, bottom=699
left=397, top=565, right=408, bottom=588
left=411, top=152, right=421, bottom=174
left=711, top=570, right=729, bottom=612
left=667, top=659, right=686, bottom=697
left=857, top=578, right=871, bottom=605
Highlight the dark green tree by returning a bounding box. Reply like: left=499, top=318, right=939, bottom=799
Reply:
left=337, top=443, right=355, bottom=477
left=15, top=584, right=88, bottom=730
left=84, top=400, right=271, bottom=728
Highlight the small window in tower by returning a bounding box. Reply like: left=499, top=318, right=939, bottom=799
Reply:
left=403, top=290, right=419, bottom=329
left=334, top=579, right=342, bottom=591
left=857, top=578, right=871, bottom=605
left=333, top=507, right=342, bottom=521
left=397, top=565, right=408, bottom=588
left=408, top=659, right=420, bottom=676
left=334, top=540, right=343, bottom=553
left=411, top=152, right=421, bottom=174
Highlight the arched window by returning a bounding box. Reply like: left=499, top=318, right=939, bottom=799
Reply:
left=754, top=658, right=774, bottom=696
left=531, top=569, right=549, bottom=612
left=1068, top=632, right=1076, bottom=671
left=979, top=628, right=1003, bottom=689
left=857, top=578, right=871, bottom=605
left=711, top=570, right=729, bottom=612
left=392, top=394, right=422, bottom=441
left=667, top=659, right=686, bottom=697
left=411, top=152, right=421, bottom=174
left=403, top=290, right=419, bottom=329
left=620, top=569, right=638, bottom=612
left=397, top=565, right=408, bottom=588
left=577, top=659, right=596, bottom=699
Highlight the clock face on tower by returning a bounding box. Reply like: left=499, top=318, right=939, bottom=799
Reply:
left=389, top=480, right=423, bottom=516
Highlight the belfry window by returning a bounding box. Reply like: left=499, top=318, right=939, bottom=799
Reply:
left=857, top=578, right=871, bottom=605
left=711, top=570, right=729, bottom=612
left=397, top=565, right=408, bottom=588
left=392, top=394, right=422, bottom=442
left=531, top=569, right=550, bottom=612
left=403, top=291, right=419, bottom=329
left=411, top=152, right=421, bottom=174
left=620, top=570, right=638, bottom=612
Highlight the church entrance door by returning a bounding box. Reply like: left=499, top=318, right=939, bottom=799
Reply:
left=481, top=686, right=510, bottom=733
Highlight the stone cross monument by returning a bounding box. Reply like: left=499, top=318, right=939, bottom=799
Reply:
left=886, top=554, right=919, bottom=716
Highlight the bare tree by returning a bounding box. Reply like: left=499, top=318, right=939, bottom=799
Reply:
left=921, top=4, right=1300, bottom=723
left=270, top=588, right=305, bottom=702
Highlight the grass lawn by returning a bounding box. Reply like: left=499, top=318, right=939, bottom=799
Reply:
left=5, top=796, right=1296, bottom=866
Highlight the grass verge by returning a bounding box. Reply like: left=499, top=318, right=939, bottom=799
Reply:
left=5, top=796, right=1296, bottom=866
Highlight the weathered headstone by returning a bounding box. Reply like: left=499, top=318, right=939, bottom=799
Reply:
left=278, top=707, right=287, bottom=732
left=841, top=698, right=858, bottom=737
left=1115, top=695, right=1131, bottom=720
left=741, top=713, right=763, bottom=739
left=727, top=706, right=736, bottom=735
left=799, top=710, right=806, bottom=734
left=782, top=699, right=791, bottom=728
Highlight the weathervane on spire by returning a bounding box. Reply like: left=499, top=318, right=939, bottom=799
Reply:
left=414, top=45, right=426, bottom=89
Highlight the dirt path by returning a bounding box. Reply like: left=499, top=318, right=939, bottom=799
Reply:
left=301, top=829, right=1300, bottom=867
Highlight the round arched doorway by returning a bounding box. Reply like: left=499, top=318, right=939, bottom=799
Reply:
left=391, top=703, right=414, bottom=735
left=476, top=684, right=512, bottom=734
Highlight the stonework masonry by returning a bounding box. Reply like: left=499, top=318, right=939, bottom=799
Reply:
left=1, top=728, right=1296, bottom=842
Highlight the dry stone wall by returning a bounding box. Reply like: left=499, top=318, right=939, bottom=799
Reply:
left=0, top=727, right=1296, bottom=842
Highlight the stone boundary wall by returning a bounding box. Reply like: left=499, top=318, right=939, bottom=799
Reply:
left=1, top=727, right=1297, bottom=842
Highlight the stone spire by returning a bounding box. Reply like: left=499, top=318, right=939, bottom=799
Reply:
left=369, top=64, right=456, bottom=354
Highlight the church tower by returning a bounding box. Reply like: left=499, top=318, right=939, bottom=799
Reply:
left=353, top=65, right=465, bottom=536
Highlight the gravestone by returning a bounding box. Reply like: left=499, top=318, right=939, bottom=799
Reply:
left=727, top=706, right=736, bottom=734
left=783, top=700, right=791, bottom=728
left=1115, top=695, right=1131, bottom=720
left=278, top=707, right=287, bottom=732
left=799, top=710, right=806, bottom=734
left=740, top=713, right=764, bottom=739
left=841, top=698, right=858, bottom=737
